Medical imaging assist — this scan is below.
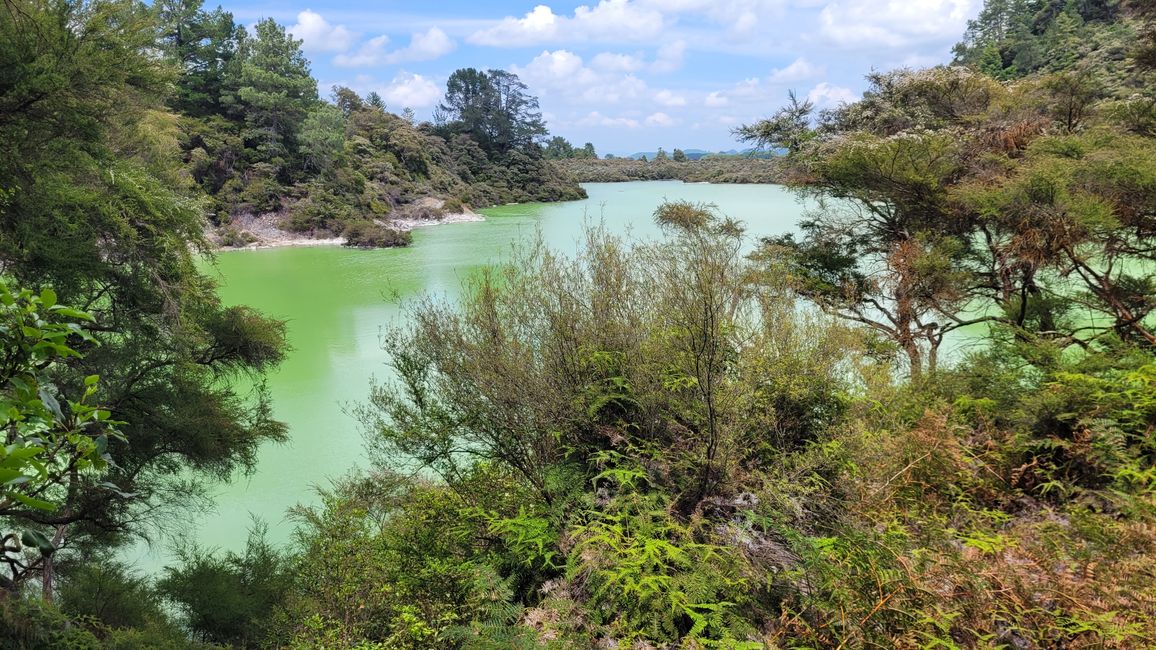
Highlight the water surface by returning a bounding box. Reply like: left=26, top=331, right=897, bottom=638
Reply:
left=130, top=181, right=807, bottom=568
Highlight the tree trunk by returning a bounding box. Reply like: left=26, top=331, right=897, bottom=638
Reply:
left=40, top=525, right=65, bottom=603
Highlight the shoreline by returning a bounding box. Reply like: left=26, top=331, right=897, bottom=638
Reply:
left=218, top=210, right=486, bottom=251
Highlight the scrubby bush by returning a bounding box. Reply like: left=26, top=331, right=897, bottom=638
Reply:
left=342, top=221, right=412, bottom=248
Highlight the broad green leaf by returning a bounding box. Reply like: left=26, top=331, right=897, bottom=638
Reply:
left=10, top=492, right=56, bottom=511
left=21, top=529, right=56, bottom=556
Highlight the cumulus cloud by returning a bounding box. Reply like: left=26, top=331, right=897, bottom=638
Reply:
left=375, top=72, right=442, bottom=108
left=636, top=0, right=789, bottom=37
left=704, top=91, right=729, bottom=107
left=651, top=40, right=686, bottom=73
left=644, top=111, right=677, bottom=127
left=515, top=50, right=601, bottom=89
left=288, top=10, right=356, bottom=53
left=654, top=89, right=687, bottom=107
left=806, top=81, right=857, bottom=108
left=514, top=49, right=647, bottom=105
left=578, top=111, right=641, bottom=128
left=819, top=0, right=978, bottom=48
left=730, top=77, right=763, bottom=99
left=336, top=27, right=455, bottom=67
left=468, top=1, right=665, bottom=46
left=591, top=52, right=645, bottom=73
left=703, top=59, right=836, bottom=110
left=769, top=57, right=824, bottom=83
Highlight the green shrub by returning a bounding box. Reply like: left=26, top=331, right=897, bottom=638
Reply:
left=342, top=221, right=412, bottom=248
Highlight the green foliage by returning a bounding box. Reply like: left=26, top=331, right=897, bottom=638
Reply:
left=345, top=208, right=859, bottom=645
left=0, top=0, right=287, bottom=614
left=567, top=491, right=752, bottom=644
left=222, top=18, right=317, bottom=166
left=543, top=136, right=574, bottom=160
left=0, top=596, right=103, bottom=649
left=732, top=89, right=815, bottom=154
left=954, top=0, right=1139, bottom=87
left=342, top=222, right=412, bottom=249
left=179, top=59, right=583, bottom=245
left=556, top=156, right=784, bottom=183
left=435, top=68, right=547, bottom=157
left=158, top=525, right=293, bottom=647
left=0, top=280, right=121, bottom=593
left=154, top=0, right=243, bottom=117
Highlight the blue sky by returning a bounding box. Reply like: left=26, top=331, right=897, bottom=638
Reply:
left=229, top=0, right=982, bottom=154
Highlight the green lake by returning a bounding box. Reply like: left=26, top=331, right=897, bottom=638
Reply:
left=129, top=181, right=809, bottom=569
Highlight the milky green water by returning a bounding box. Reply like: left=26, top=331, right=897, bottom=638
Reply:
left=128, top=181, right=808, bottom=569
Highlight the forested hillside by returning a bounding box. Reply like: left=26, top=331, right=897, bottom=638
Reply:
left=953, top=0, right=1148, bottom=87
left=157, top=1, right=583, bottom=248
left=3, top=0, right=1156, bottom=648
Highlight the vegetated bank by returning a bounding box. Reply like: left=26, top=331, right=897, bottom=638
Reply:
left=161, top=9, right=584, bottom=249
left=557, top=155, right=786, bottom=184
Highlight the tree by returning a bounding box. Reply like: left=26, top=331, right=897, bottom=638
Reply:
left=654, top=147, right=669, bottom=162
left=672, top=148, right=688, bottom=162
left=436, top=68, right=547, bottom=156
left=0, top=0, right=286, bottom=557
left=300, top=103, right=346, bottom=174
left=158, top=525, right=292, bottom=647
left=1128, top=0, right=1156, bottom=69
left=0, top=282, right=120, bottom=599
left=545, top=136, right=575, bottom=160
left=580, top=142, right=597, bottom=159
left=753, top=62, right=1156, bottom=377
left=222, top=18, right=318, bottom=165
left=761, top=131, right=979, bottom=378
left=154, top=0, right=243, bottom=116
left=733, top=89, right=814, bottom=154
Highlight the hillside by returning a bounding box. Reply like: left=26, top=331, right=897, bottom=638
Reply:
left=953, top=0, right=1151, bottom=89
left=163, top=10, right=584, bottom=249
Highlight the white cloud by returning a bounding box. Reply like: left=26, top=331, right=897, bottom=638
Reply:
left=335, top=35, right=389, bottom=66
left=730, top=77, right=763, bottom=99
left=470, top=5, right=557, bottom=46
left=703, top=61, right=834, bottom=110
left=591, top=52, right=644, bottom=73
left=514, top=49, right=648, bottom=105
left=769, top=57, right=824, bottom=83
left=288, top=10, right=356, bottom=53
left=819, top=0, right=978, bottom=48
left=705, top=91, right=729, bottom=107
left=336, top=27, right=455, bottom=67
left=515, top=50, right=601, bottom=88
left=635, top=0, right=789, bottom=37
left=400, top=27, right=456, bottom=62
left=651, top=40, right=686, bottom=73
left=654, top=89, right=687, bottom=107
left=376, top=72, right=442, bottom=108
left=468, top=1, right=665, bottom=46
left=806, top=81, right=856, bottom=108
left=645, top=111, right=676, bottom=127
left=578, top=111, right=641, bottom=128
